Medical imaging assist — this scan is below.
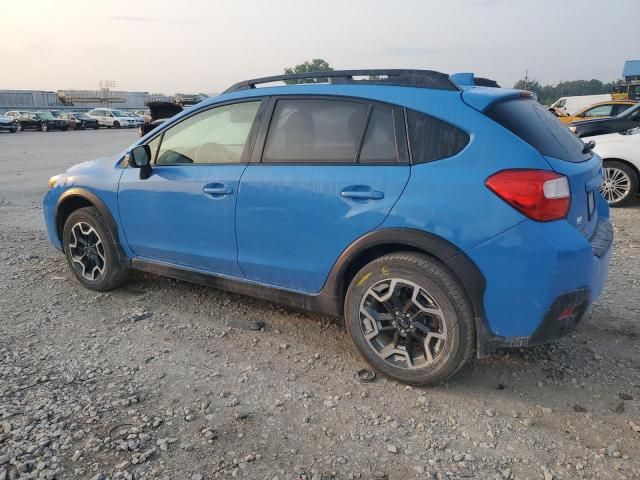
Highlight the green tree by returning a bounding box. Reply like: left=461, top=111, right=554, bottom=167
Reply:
left=284, top=59, right=334, bottom=84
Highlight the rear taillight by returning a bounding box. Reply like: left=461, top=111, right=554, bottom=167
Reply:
left=485, top=169, right=571, bottom=222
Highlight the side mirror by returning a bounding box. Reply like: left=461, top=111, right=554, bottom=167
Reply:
left=129, top=145, right=152, bottom=179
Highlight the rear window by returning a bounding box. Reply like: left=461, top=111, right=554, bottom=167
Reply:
left=486, top=99, right=591, bottom=163
left=406, top=110, right=469, bottom=164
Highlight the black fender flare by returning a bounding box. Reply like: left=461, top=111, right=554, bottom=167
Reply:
left=55, top=188, right=129, bottom=267
left=320, top=228, right=489, bottom=353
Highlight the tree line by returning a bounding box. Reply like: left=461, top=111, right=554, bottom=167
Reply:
left=513, top=78, right=623, bottom=105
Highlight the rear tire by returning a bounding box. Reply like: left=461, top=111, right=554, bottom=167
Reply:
left=344, top=252, right=475, bottom=386
left=601, top=160, right=638, bottom=207
left=41, top=122, right=48, bottom=132
left=62, top=207, right=128, bottom=291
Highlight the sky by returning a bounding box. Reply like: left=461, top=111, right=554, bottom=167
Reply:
left=1, top=0, right=638, bottom=95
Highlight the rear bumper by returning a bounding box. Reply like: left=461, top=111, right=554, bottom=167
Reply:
left=467, top=215, right=613, bottom=357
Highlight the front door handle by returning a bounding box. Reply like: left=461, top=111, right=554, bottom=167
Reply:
left=341, top=187, right=384, bottom=200
left=203, top=183, right=233, bottom=197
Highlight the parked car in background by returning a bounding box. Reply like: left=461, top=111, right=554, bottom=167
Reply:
left=59, top=112, right=100, bottom=130
left=570, top=102, right=640, bottom=137
left=0, top=114, right=18, bottom=133
left=138, top=101, right=182, bottom=137
left=44, top=69, right=612, bottom=386
left=550, top=94, right=612, bottom=115
left=5, top=110, right=30, bottom=120
left=557, top=101, right=636, bottom=124
left=17, top=111, right=67, bottom=132
left=87, top=108, right=144, bottom=128
left=586, top=128, right=640, bottom=207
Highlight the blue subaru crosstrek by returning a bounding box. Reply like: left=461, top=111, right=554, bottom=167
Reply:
left=43, top=70, right=613, bottom=385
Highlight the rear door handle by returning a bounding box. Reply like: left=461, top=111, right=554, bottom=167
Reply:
left=203, top=183, right=233, bottom=197
left=341, top=187, right=384, bottom=200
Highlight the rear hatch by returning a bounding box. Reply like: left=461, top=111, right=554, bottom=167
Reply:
left=483, top=97, right=603, bottom=240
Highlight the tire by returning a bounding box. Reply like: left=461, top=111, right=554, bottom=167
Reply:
left=17, top=124, right=23, bottom=132
left=113, top=121, right=120, bottom=129
left=62, top=126, right=68, bottom=132
left=93, top=126, right=99, bottom=130
left=601, top=160, right=638, bottom=207
left=344, top=252, right=475, bottom=386
left=80, top=122, right=85, bottom=130
left=62, top=207, right=128, bottom=291
left=10, top=127, right=17, bottom=133
left=41, top=122, right=48, bottom=132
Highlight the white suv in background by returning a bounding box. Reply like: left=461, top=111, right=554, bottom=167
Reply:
left=87, top=108, right=143, bottom=129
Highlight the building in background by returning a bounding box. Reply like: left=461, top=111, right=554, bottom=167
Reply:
left=0, top=89, right=149, bottom=114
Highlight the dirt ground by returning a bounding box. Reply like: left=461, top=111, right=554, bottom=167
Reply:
left=1, top=129, right=639, bottom=480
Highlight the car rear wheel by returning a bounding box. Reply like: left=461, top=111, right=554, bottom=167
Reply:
left=17, top=124, right=23, bottom=131
left=601, top=160, right=638, bottom=207
left=41, top=122, right=48, bottom=132
left=62, top=207, right=128, bottom=291
left=113, top=121, right=120, bottom=129
left=344, top=252, right=475, bottom=385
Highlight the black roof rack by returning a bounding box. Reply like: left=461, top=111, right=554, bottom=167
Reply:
left=474, top=77, right=501, bottom=88
left=222, top=69, right=460, bottom=94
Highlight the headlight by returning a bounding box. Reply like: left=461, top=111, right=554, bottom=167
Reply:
left=569, top=126, right=577, bottom=133
left=48, top=175, right=60, bottom=189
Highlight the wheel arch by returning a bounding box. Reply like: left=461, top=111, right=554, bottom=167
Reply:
left=602, top=157, right=640, bottom=193
left=323, top=228, right=487, bottom=334
left=56, top=188, right=120, bottom=244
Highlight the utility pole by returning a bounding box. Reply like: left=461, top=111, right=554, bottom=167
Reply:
left=524, top=69, right=528, bottom=91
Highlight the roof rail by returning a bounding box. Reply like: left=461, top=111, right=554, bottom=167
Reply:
left=474, top=77, right=501, bottom=88
left=222, top=69, right=460, bottom=94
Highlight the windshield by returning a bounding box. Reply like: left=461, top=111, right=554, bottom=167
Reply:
left=75, top=113, right=92, bottom=119
left=112, top=110, right=129, bottom=117
left=619, top=102, right=640, bottom=118
left=37, top=112, right=55, bottom=119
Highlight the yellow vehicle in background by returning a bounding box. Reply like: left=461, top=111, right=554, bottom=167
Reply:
left=556, top=100, right=636, bottom=124
left=612, top=81, right=640, bottom=101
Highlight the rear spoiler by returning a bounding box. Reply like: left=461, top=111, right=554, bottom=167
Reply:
left=449, top=72, right=501, bottom=89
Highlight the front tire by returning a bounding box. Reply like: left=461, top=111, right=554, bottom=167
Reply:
left=113, top=121, right=120, bottom=129
left=601, top=160, right=638, bottom=207
left=63, top=207, right=128, bottom=291
left=41, top=122, right=48, bottom=132
left=344, top=252, right=475, bottom=386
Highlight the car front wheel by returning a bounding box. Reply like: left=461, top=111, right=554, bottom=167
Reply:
left=601, top=160, right=638, bottom=207
left=63, top=207, right=128, bottom=291
left=41, top=122, right=48, bottom=132
left=344, top=252, right=475, bottom=386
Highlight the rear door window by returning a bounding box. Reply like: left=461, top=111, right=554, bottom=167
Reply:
left=262, top=99, right=367, bottom=164
left=486, top=99, right=591, bottom=163
left=358, top=105, right=398, bottom=164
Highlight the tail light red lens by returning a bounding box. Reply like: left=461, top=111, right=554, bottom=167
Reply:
left=485, top=169, right=571, bottom=222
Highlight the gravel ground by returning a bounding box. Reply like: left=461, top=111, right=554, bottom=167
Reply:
left=1, top=129, right=639, bottom=480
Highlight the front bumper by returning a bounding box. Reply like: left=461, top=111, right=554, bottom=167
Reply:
left=0, top=122, right=17, bottom=131
left=468, top=215, right=613, bottom=357
left=43, top=191, right=63, bottom=251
